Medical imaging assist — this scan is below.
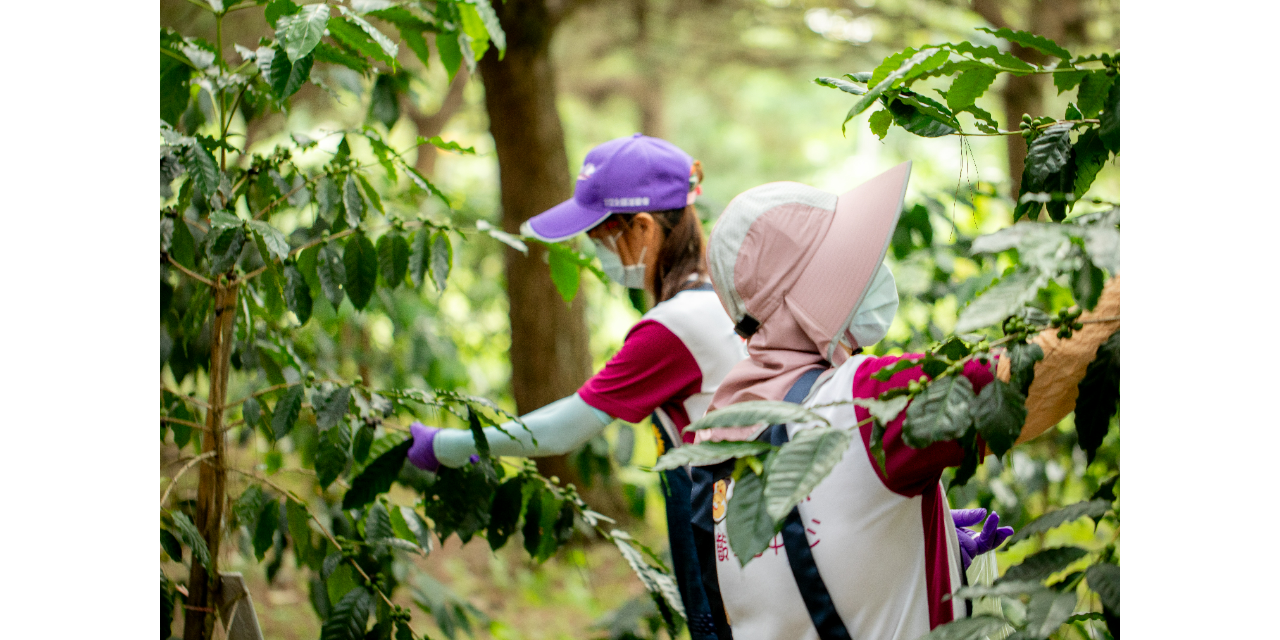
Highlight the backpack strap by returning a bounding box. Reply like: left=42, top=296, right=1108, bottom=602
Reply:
left=654, top=413, right=724, bottom=640
left=763, top=366, right=853, bottom=640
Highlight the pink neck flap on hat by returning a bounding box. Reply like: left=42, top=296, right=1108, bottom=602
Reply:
left=700, top=162, right=911, bottom=443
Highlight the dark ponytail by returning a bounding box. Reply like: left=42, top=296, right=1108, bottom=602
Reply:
left=649, top=204, right=708, bottom=303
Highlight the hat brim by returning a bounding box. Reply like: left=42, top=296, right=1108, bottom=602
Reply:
left=785, top=161, right=911, bottom=360
left=520, top=197, right=613, bottom=243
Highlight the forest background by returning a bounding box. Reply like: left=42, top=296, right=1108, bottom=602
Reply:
left=157, top=0, right=1121, bottom=637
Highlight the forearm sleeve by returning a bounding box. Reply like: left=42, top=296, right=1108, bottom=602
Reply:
left=997, top=276, right=1120, bottom=445
left=432, top=393, right=614, bottom=467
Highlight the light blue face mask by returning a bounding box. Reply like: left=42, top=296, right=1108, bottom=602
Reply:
left=593, top=233, right=647, bottom=289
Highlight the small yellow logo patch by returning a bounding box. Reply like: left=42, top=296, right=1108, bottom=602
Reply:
left=712, top=479, right=728, bottom=522
left=651, top=423, right=666, bottom=456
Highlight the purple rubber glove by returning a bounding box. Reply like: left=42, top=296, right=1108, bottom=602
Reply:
left=407, top=422, right=479, bottom=471
left=953, top=508, right=1014, bottom=571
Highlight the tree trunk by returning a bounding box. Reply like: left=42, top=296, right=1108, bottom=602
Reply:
left=480, top=0, right=630, bottom=515
left=183, top=281, right=238, bottom=640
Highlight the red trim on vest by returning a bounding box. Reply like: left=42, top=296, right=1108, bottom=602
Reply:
left=921, top=484, right=955, bottom=629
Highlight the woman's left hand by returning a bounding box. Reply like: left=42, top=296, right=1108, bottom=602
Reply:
left=953, top=508, right=1014, bottom=570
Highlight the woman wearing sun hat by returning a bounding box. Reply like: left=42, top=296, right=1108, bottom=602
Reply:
left=404, top=134, right=748, bottom=639
left=695, top=163, right=1120, bottom=639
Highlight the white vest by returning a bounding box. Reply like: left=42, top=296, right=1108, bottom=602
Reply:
left=712, top=355, right=965, bottom=640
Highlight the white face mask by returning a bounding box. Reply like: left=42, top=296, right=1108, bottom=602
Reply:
left=839, top=262, right=899, bottom=351
left=593, top=233, right=647, bottom=289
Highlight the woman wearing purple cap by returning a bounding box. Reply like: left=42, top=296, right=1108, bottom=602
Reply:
left=405, top=134, right=748, bottom=639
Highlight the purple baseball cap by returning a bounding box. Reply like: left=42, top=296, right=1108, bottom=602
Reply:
left=521, top=133, right=695, bottom=242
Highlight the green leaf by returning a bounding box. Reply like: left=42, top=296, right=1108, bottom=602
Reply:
left=367, top=73, right=401, bottom=129
left=320, top=586, right=374, bottom=640
left=286, top=498, right=316, bottom=568
left=547, top=245, right=580, bottom=302
left=253, top=499, right=281, bottom=561
left=914, top=616, right=1011, bottom=640
left=1092, top=474, right=1119, bottom=502
left=256, top=252, right=288, bottom=318
left=764, top=427, right=850, bottom=521
left=182, top=142, right=221, bottom=200
left=170, top=218, right=197, bottom=268
left=436, top=29, right=462, bottom=82
left=339, top=6, right=399, bottom=60
left=952, top=581, right=1047, bottom=600
left=936, top=336, right=971, bottom=361
left=971, top=379, right=1026, bottom=459
left=1076, top=71, right=1115, bottom=119
left=611, top=533, right=687, bottom=620
left=977, top=27, right=1071, bottom=61
left=160, top=48, right=193, bottom=126
left=1024, top=590, right=1078, bottom=639
left=264, top=0, right=299, bottom=27
left=342, top=438, right=413, bottom=510
left=1085, top=563, right=1119, bottom=614
left=421, top=135, right=476, bottom=155
left=521, top=485, right=554, bottom=561
left=284, top=263, right=313, bottom=325
left=421, top=461, right=498, bottom=543
left=472, top=0, right=506, bottom=56
left=267, top=48, right=314, bottom=100
left=888, top=95, right=958, bottom=137
left=945, top=67, right=997, bottom=112
left=391, top=504, right=433, bottom=552
left=457, top=4, right=490, bottom=61
left=327, top=16, right=393, bottom=67
left=725, top=469, right=777, bottom=565
left=376, top=232, right=410, bottom=288
left=650, top=441, right=773, bottom=472
left=315, top=387, right=351, bottom=431
left=316, top=423, right=351, bottom=490
left=276, top=3, right=329, bottom=62
left=487, top=478, right=525, bottom=551
left=342, top=173, right=365, bottom=227
left=1072, top=256, right=1106, bottom=310
left=1075, top=330, right=1119, bottom=462
left=1026, top=123, right=1073, bottom=186
left=1071, top=129, right=1108, bottom=202
left=1001, top=546, right=1088, bottom=583
left=1006, top=499, right=1112, bottom=545
left=399, top=27, right=432, bottom=70
left=955, top=269, right=1043, bottom=333
left=1099, top=79, right=1120, bottom=154
left=845, top=49, right=945, bottom=132
left=902, top=374, right=975, bottom=448
left=687, top=400, right=830, bottom=432
left=355, top=173, right=383, bottom=214
left=312, top=41, right=372, bottom=74
left=1008, top=342, right=1044, bottom=396
left=946, top=41, right=1036, bottom=73
left=403, top=165, right=451, bottom=206
left=342, top=232, right=378, bottom=310
left=815, top=76, right=866, bottom=96
left=408, top=229, right=430, bottom=288
left=160, top=527, right=184, bottom=562
left=272, top=385, right=305, bottom=440
left=871, top=358, right=921, bottom=382
left=868, top=108, right=893, bottom=140
left=171, top=511, right=211, bottom=569
left=243, top=395, right=262, bottom=429
left=317, top=242, right=347, bottom=308
left=326, top=563, right=358, bottom=605
left=248, top=220, right=290, bottom=261
left=853, top=395, right=911, bottom=429
left=365, top=135, right=399, bottom=180
left=364, top=501, right=395, bottom=542
left=1054, top=69, right=1087, bottom=95
left=475, top=220, right=527, bottom=254
left=352, top=422, right=375, bottom=463
left=429, top=231, right=452, bottom=292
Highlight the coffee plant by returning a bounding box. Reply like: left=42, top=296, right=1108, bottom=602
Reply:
left=159, top=3, right=684, bottom=639
left=664, top=28, right=1121, bottom=640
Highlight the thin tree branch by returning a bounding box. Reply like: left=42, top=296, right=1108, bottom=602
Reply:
left=162, top=385, right=212, bottom=410
left=224, top=466, right=396, bottom=609
left=241, top=228, right=356, bottom=281
left=161, top=451, right=217, bottom=508
left=165, top=254, right=216, bottom=286
left=162, top=416, right=211, bottom=432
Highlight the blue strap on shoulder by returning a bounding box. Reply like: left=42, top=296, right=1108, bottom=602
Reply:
left=765, top=367, right=852, bottom=640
